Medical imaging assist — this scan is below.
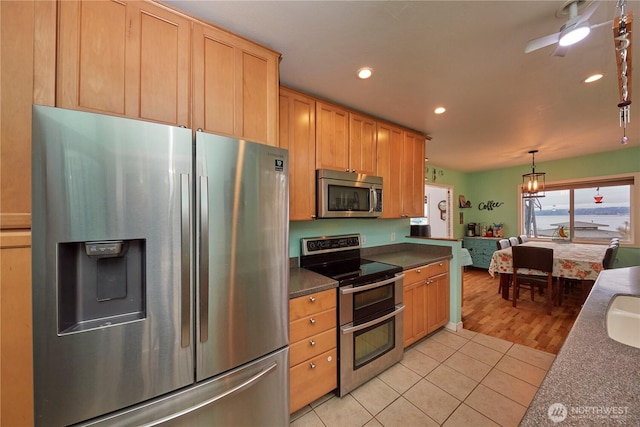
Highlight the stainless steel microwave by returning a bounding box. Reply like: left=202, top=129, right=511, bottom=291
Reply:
left=317, top=169, right=383, bottom=218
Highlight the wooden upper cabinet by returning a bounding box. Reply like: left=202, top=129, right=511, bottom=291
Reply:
left=192, top=22, right=280, bottom=146
left=315, top=101, right=349, bottom=172
left=348, top=113, right=377, bottom=175
left=57, top=0, right=191, bottom=127
left=376, top=122, right=403, bottom=218
left=279, top=87, right=317, bottom=220
left=401, top=130, right=426, bottom=218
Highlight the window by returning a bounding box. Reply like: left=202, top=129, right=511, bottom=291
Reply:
left=520, top=174, right=636, bottom=244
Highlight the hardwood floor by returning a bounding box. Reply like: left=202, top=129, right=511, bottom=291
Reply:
left=461, top=268, right=583, bottom=354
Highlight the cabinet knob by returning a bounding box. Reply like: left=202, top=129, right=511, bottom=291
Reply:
left=351, top=169, right=356, bottom=173
left=309, top=296, right=316, bottom=303
left=438, top=262, right=443, bottom=266
left=309, top=318, right=316, bottom=324
left=416, top=269, right=421, bottom=273
left=310, top=340, right=316, bottom=346
left=310, top=362, right=316, bottom=369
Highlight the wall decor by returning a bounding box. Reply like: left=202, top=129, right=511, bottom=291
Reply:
left=458, top=195, right=471, bottom=208
left=478, top=200, right=504, bottom=210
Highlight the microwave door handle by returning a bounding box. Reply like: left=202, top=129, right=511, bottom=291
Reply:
left=370, top=187, right=377, bottom=213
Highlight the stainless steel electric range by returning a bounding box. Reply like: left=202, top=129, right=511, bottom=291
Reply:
left=300, top=234, right=405, bottom=396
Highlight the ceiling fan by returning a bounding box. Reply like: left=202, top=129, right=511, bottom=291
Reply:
left=524, top=0, right=611, bottom=56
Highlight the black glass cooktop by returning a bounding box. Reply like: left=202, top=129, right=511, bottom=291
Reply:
left=305, top=259, right=402, bottom=287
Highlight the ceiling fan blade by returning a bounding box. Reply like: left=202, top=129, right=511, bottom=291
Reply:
left=524, top=32, right=561, bottom=53
left=576, top=1, right=599, bottom=25
left=590, top=19, right=613, bottom=30
left=551, top=44, right=569, bottom=57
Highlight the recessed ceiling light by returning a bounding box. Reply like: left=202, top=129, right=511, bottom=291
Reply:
left=434, top=107, right=446, bottom=114
left=584, top=73, right=603, bottom=83
left=357, top=67, right=373, bottom=79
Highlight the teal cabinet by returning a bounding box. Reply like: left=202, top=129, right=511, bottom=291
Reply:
left=463, top=237, right=500, bottom=269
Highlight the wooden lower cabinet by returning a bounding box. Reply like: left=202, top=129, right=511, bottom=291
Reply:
left=289, top=289, right=337, bottom=413
left=403, top=260, right=450, bottom=348
left=0, top=232, right=33, bottom=426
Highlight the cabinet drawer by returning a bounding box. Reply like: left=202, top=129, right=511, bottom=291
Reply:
left=404, top=260, right=449, bottom=284
left=290, top=328, right=336, bottom=367
left=290, top=308, right=336, bottom=343
left=290, top=348, right=337, bottom=413
left=290, top=289, right=336, bottom=322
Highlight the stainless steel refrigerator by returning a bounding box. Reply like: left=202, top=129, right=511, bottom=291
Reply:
left=31, top=105, right=289, bottom=426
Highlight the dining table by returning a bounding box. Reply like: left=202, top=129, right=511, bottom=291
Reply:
left=488, top=241, right=608, bottom=307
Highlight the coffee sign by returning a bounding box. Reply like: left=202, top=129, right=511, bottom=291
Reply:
left=478, top=200, right=504, bottom=210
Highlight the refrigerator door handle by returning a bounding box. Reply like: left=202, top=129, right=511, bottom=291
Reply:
left=140, top=362, right=279, bottom=427
left=180, top=174, right=191, bottom=348
left=199, top=176, right=209, bottom=343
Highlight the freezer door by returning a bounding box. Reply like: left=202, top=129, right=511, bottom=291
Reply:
left=32, top=106, right=194, bottom=426
left=195, top=132, right=289, bottom=380
left=78, top=347, right=289, bottom=426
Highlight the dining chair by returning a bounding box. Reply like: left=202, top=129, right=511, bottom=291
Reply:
left=511, top=245, right=554, bottom=314
left=518, top=234, right=528, bottom=244
left=496, top=238, right=512, bottom=294
left=509, top=236, right=519, bottom=246
left=496, top=239, right=510, bottom=250
left=603, top=242, right=620, bottom=270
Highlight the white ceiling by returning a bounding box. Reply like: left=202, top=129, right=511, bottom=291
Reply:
left=164, top=0, right=639, bottom=172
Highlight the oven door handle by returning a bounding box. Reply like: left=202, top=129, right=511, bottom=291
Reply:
left=341, top=304, right=405, bottom=334
left=339, top=273, right=404, bottom=295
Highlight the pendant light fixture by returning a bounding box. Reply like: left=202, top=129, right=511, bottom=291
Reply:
left=522, top=150, right=545, bottom=198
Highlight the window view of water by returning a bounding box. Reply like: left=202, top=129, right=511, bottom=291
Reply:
left=535, top=215, right=631, bottom=231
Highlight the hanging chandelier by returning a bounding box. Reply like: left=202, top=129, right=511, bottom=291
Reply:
left=522, top=150, right=545, bottom=198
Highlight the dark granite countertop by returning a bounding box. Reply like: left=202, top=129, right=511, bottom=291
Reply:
left=361, top=242, right=452, bottom=270
left=520, top=266, right=640, bottom=426
left=289, top=243, right=452, bottom=299
left=289, top=265, right=338, bottom=299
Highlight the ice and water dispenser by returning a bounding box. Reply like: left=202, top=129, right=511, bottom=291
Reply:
left=57, top=239, right=146, bottom=334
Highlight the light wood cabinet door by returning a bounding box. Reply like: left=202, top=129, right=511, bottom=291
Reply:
left=290, top=348, right=337, bottom=413
left=377, top=122, right=403, bottom=218
left=1, top=0, right=55, bottom=229
left=315, top=101, right=349, bottom=172
left=0, top=232, right=33, bottom=426
left=193, top=22, right=280, bottom=145
left=401, top=130, right=426, bottom=217
left=427, top=272, right=450, bottom=333
left=279, top=87, right=316, bottom=220
left=349, top=112, right=377, bottom=175
left=403, top=280, right=427, bottom=348
left=57, top=0, right=191, bottom=127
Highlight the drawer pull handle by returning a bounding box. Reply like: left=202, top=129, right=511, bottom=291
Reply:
left=309, top=318, right=316, bottom=324
left=416, top=269, right=421, bottom=273
left=309, top=296, right=316, bottom=303
left=310, top=340, right=316, bottom=346
left=310, top=362, right=316, bottom=369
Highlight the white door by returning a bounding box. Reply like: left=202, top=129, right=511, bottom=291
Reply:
left=425, top=184, right=453, bottom=238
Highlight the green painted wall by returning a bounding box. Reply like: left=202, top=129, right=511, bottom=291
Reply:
left=289, top=146, right=640, bottom=328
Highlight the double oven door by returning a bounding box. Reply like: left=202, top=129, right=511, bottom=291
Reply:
left=338, top=273, right=405, bottom=396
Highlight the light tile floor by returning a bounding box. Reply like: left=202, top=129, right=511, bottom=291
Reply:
left=290, top=328, right=555, bottom=427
